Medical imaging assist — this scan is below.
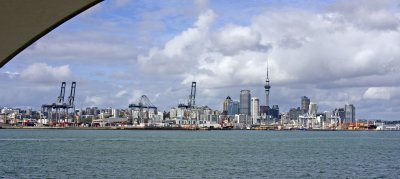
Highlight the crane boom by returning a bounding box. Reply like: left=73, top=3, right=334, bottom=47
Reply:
left=68, top=82, right=76, bottom=107
left=57, top=82, right=66, bottom=104
left=189, top=82, right=196, bottom=108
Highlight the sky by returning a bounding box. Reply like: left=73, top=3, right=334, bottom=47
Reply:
left=1, top=0, right=400, bottom=120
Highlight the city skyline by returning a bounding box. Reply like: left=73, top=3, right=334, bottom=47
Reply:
left=1, top=0, right=400, bottom=120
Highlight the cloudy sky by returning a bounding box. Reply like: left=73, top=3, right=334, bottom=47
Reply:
left=1, top=0, right=400, bottom=120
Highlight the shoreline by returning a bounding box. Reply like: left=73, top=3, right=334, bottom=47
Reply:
left=0, top=126, right=393, bottom=131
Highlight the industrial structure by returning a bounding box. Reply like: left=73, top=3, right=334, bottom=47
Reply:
left=129, top=95, right=158, bottom=124
left=41, top=82, right=76, bottom=123
left=178, top=82, right=197, bottom=108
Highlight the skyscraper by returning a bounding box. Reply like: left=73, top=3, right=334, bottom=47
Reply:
left=344, top=104, right=355, bottom=123
left=251, top=97, right=260, bottom=124
left=228, top=100, right=239, bottom=115
left=333, top=108, right=346, bottom=124
left=223, top=96, right=232, bottom=113
left=308, top=102, right=318, bottom=117
left=239, top=90, right=251, bottom=116
left=288, top=107, right=302, bottom=121
left=301, top=96, right=310, bottom=114
left=259, top=105, right=268, bottom=117
left=270, top=105, right=279, bottom=119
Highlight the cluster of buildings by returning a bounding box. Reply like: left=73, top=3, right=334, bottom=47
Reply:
left=162, top=64, right=374, bottom=130
left=279, top=96, right=357, bottom=129
left=1, top=63, right=399, bottom=130
left=0, top=99, right=399, bottom=130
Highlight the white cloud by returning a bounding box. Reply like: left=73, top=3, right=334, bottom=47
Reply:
left=84, top=96, right=104, bottom=107
left=213, top=24, right=269, bottom=55
left=137, top=10, right=216, bottom=75
left=21, top=31, right=138, bottom=65
left=138, top=6, right=400, bottom=89
left=330, top=0, right=400, bottom=31
left=128, top=89, right=145, bottom=104
left=194, top=0, right=209, bottom=12
left=363, top=87, right=399, bottom=100
left=20, top=63, right=72, bottom=83
left=3, top=71, right=19, bottom=79
left=115, top=90, right=128, bottom=98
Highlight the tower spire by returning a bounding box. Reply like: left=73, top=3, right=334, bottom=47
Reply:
left=267, top=57, right=269, bottom=80
left=264, top=58, right=271, bottom=108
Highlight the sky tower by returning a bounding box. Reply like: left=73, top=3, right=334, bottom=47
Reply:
left=264, top=59, right=271, bottom=108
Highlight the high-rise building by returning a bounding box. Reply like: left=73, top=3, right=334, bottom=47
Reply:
left=308, top=102, right=318, bottom=117
left=228, top=100, right=239, bottom=115
left=239, top=90, right=251, bottom=115
left=288, top=107, right=302, bottom=121
left=112, top=108, right=119, bottom=118
left=251, top=97, right=260, bottom=124
left=344, top=104, right=355, bottom=123
left=270, top=105, right=279, bottom=119
left=26, top=108, right=32, bottom=116
left=333, top=108, right=346, bottom=123
left=260, top=105, right=269, bottom=116
left=223, top=96, right=232, bottom=113
left=301, top=96, right=310, bottom=114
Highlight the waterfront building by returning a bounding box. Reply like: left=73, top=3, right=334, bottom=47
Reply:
left=270, top=105, right=279, bottom=120
left=316, top=114, right=325, bottom=129
left=259, top=105, right=269, bottom=123
left=228, top=100, right=239, bottom=115
left=260, top=105, right=268, bottom=115
left=106, top=107, right=112, bottom=115
left=223, top=96, right=232, bottom=113
left=170, top=108, right=177, bottom=119
left=280, top=112, right=289, bottom=124
left=235, top=114, right=251, bottom=126
left=333, top=108, right=346, bottom=124
left=289, top=107, right=302, bottom=121
left=26, top=108, right=32, bottom=116
left=301, top=96, right=310, bottom=114
left=85, top=107, right=91, bottom=115
left=239, top=90, right=251, bottom=116
left=251, top=97, right=260, bottom=124
left=344, top=104, right=355, bottom=124
left=324, top=111, right=336, bottom=126
left=308, top=102, right=318, bottom=117
left=112, top=108, right=119, bottom=118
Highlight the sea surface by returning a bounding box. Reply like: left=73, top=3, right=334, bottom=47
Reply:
left=0, top=129, right=399, bottom=178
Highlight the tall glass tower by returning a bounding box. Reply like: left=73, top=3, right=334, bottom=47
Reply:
left=239, top=90, right=251, bottom=115
left=301, top=96, right=310, bottom=114
left=345, top=104, right=355, bottom=123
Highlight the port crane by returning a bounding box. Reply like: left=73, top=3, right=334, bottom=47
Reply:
left=128, top=95, right=157, bottom=124
left=178, top=81, right=197, bottom=108
left=41, top=82, right=76, bottom=123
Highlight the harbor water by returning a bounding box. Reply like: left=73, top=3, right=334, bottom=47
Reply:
left=1, top=129, right=399, bottom=178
